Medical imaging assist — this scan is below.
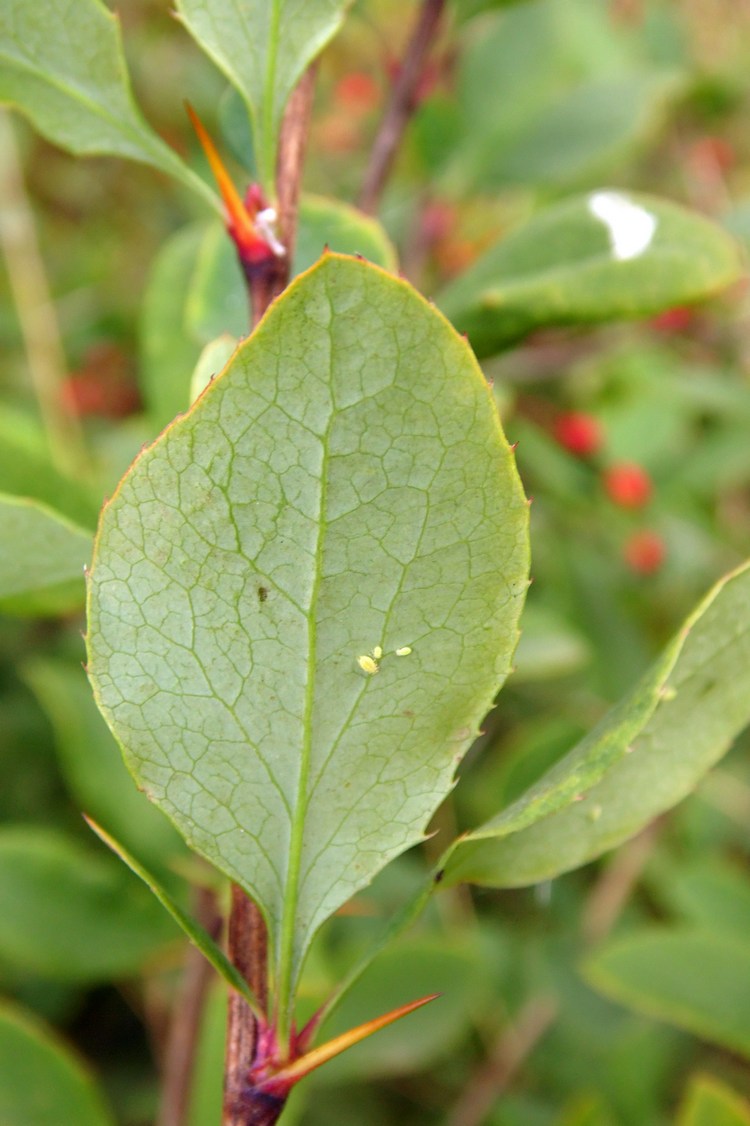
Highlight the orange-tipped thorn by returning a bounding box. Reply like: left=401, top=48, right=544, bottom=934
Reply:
left=185, top=102, right=280, bottom=269
left=258, top=993, right=440, bottom=1096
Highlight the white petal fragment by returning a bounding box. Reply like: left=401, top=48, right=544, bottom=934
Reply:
left=588, top=191, right=657, bottom=261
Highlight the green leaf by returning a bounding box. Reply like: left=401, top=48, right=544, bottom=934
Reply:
left=0, top=407, right=100, bottom=528
left=139, top=224, right=208, bottom=433
left=311, top=938, right=485, bottom=1082
left=0, top=0, right=217, bottom=209
left=87, top=254, right=529, bottom=1033
left=443, top=559, right=750, bottom=888
left=175, top=0, right=353, bottom=187
left=676, top=1074, right=750, bottom=1126
left=648, top=857, right=750, bottom=943
left=86, top=819, right=263, bottom=1017
left=469, top=73, right=681, bottom=193
left=294, top=195, right=398, bottom=275
left=0, top=826, right=177, bottom=981
left=585, top=930, right=750, bottom=1060
left=438, top=191, right=743, bottom=357
left=0, top=1002, right=114, bottom=1126
left=23, top=657, right=185, bottom=874
left=0, top=494, right=91, bottom=616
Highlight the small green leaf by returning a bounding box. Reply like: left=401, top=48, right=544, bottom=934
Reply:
left=189, top=334, right=239, bottom=405
left=0, top=826, right=177, bottom=980
left=294, top=195, right=398, bottom=275
left=443, top=560, right=750, bottom=888
left=175, top=0, right=353, bottom=187
left=676, top=1074, right=750, bottom=1126
left=438, top=191, right=743, bottom=357
left=87, top=254, right=529, bottom=1034
left=86, top=818, right=263, bottom=1018
left=585, top=930, right=750, bottom=1060
left=0, top=494, right=91, bottom=616
left=0, top=1002, right=114, bottom=1126
left=0, top=0, right=217, bottom=208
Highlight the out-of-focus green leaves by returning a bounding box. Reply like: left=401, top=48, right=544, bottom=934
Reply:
left=310, top=938, right=486, bottom=1083
left=86, top=819, right=262, bottom=1016
left=0, top=0, right=217, bottom=209
left=443, top=561, right=750, bottom=888
left=139, top=198, right=397, bottom=431
left=0, top=1002, right=114, bottom=1126
left=585, top=930, right=750, bottom=1059
left=438, top=191, right=743, bottom=357
left=0, top=408, right=99, bottom=529
left=676, top=1074, right=750, bottom=1126
left=647, top=857, right=750, bottom=942
left=139, top=224, right=207, bottom=434
left=0, top=495, right=91, bottom=616
left=23, top=658, right=184, bottom=874
left=440, top=0, right=683, bottom=192
left=0, top=826, right=178, bottom=981
left=175, top=0, right=353, bottom=187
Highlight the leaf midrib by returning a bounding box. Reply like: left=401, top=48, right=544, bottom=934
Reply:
left=275, top=290, right=332, bottom=1042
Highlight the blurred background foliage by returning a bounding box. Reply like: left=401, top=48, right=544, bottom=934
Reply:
left=3, top=0, right=750, bottom=1123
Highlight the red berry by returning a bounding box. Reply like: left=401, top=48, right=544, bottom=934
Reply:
left=623, top=529, right=666, bottom=574
left=603, top=462, right=653, bottom=508
left=553, top=411, right=603, bottom=458
left=333, top=73, right=380, bottom=111
left=650, top=306, right=694, bottom=333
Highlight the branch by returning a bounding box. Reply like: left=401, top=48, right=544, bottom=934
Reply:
left=445, top=997, right=558, bottom=1126
left=248, top=65, right=317, bottom=325
left=158, top=886, right=222, bottom=1126
left=358, top=0, right=446, bottom=215
left=0, top=111, right=91, bottom=477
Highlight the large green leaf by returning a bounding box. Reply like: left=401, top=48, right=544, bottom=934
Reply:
left=585, top=930, right=750, bottom=1060
left=0, top=826, right=177, bottom=981
left=0, top=494, right=91, bottom=616
left=0, top=1002, right=114, bottom=1126
left=443, top=560, right=750, bottom=888
left=175, top=0, right=353, bottom=187
left=438, top=191, right=743, bottom=357
left=87, top=254, right=529, bottom=1030
left=0, top=0, right=216, bottom=208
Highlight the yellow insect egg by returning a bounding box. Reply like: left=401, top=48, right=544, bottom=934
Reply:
left=357, top=654, right=380, bottom=676
left=372, top=645, right=383, bottom=660
left=395, top=646, right=412, bottom=657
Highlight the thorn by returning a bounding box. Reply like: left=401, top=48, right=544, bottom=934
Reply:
left=527, top=495, right=534, bottom=506
left=510, top=441, right=519, bottom=452
left=257, top=994, right=440, bottom=1096
left=185, top=102, right=279, bottom=267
